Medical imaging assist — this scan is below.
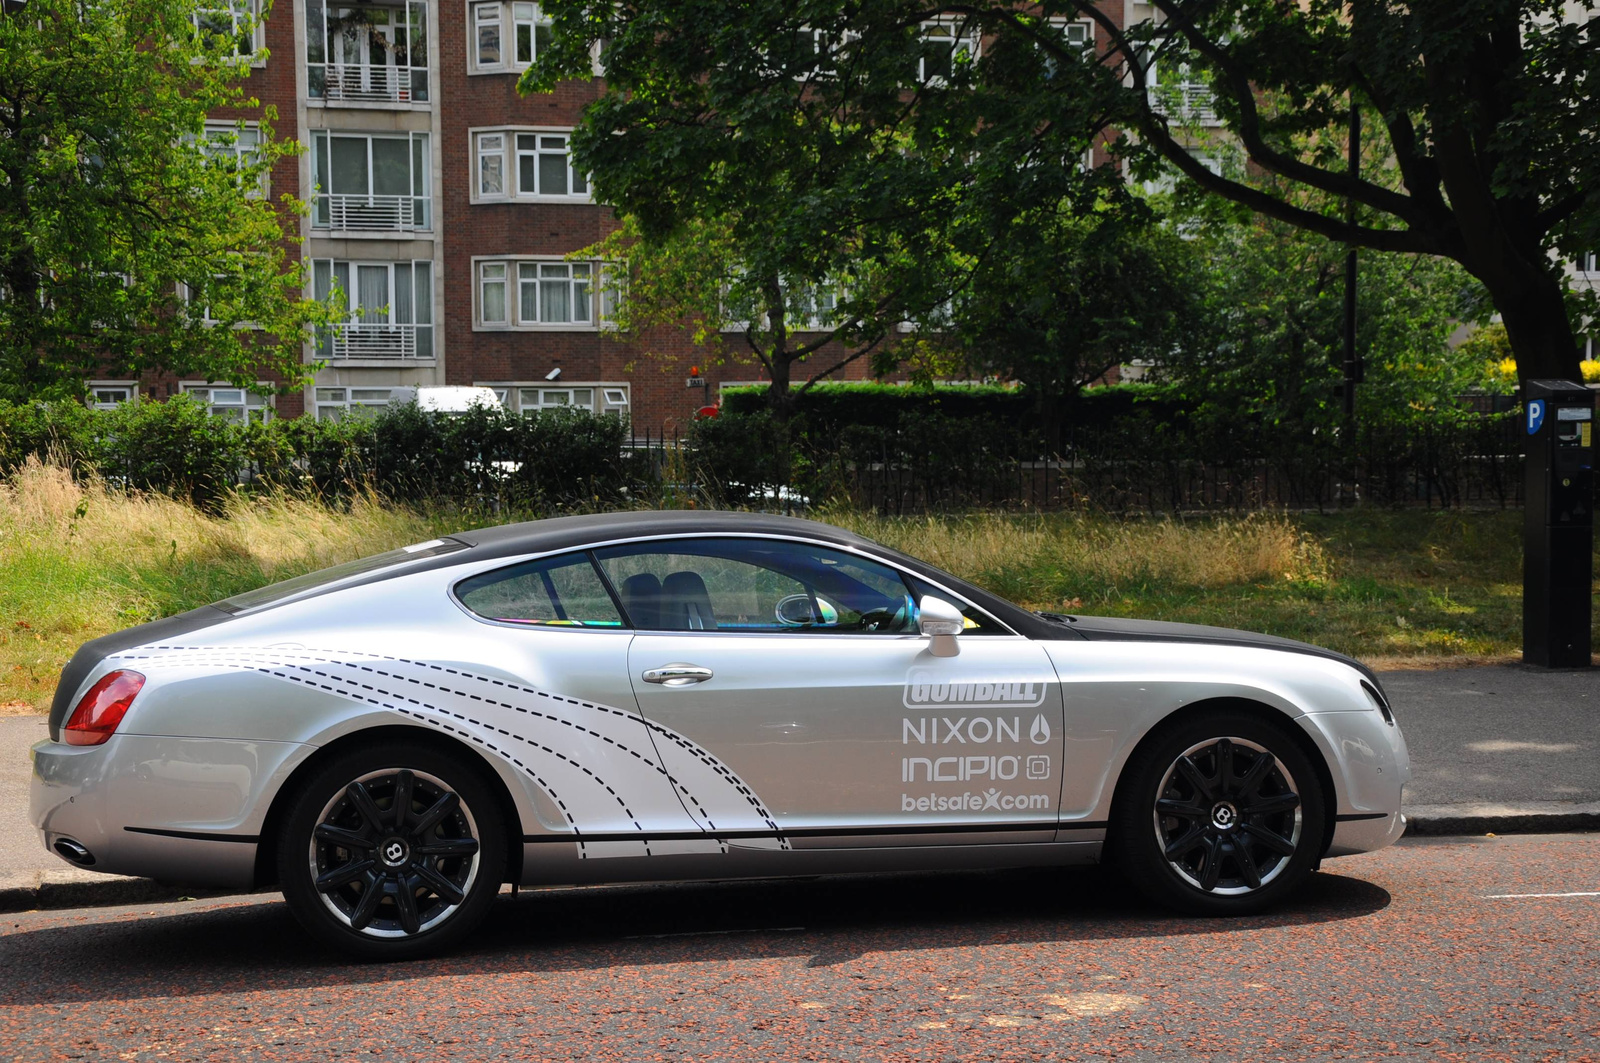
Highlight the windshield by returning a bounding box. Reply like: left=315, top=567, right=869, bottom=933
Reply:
left=214, top=538, right=469, bottom=614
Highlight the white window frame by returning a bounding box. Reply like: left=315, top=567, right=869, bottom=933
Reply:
left=313, top=386, right=397, bottom=421
left=472, top=128, right=591, bottom=202
left=477, top=381, right=631, bottom=417
left=202, top=121, right=265, bottom=196
left=87, top=383, right=137, bottom=410
left=471, top=1, right=552, bottom=73
left=918, top=19, right=980, bottom=85
left=311, top=258, right=435, bottom=360
left=310, top=130, right=432, bottom=231
left=1042, top=17, right=1093, bottom=77
left=475, top=257, right=605, bottom=330
left=180, top=382, right=275, bottom=424
left=1575, top=252, right=1600, bottom=276
left=474, top=1, right=503, bottom=69
left=306, top=0, right=430, bottom=105
left=193, top=0, right=263, bottom=60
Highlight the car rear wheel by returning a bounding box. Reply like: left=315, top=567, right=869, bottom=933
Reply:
left=1111, top=712, right=1326, bottom=916
left=277, top=741, right=507, bottom=960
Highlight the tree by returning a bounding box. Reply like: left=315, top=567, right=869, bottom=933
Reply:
left=524, top=0, right=1119, bottom=418
left=0, top=0, right=337, bottom=402
left=966, top=0, right=1600, bottom=386
left=532, top=0, right=1600, bottom=388
left=950, top=207, right=1202, bottom=449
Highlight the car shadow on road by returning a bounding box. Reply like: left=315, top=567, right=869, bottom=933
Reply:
left=0, top=863, right=1389, bottom=1005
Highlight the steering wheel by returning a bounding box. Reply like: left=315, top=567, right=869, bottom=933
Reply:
left=859, top=594, right=914, bottom=633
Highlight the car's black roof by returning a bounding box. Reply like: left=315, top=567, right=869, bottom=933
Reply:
left=448, top=510, right=881, bottom=559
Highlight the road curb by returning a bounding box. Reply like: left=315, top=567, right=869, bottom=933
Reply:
left=0, top=872, right=249, bottom=914
left=1404, top=803, right=1600, bottom=837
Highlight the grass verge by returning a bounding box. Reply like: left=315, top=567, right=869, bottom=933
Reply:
left=3, top=460, right=1589, bottom=711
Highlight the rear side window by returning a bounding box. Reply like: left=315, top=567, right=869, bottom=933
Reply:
left=455, top=552, right=624, bottom=627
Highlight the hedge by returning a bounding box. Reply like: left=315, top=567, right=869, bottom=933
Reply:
left=0, top=397, right=637, bottom=511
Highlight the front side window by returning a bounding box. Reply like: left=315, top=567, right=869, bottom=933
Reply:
left=592, top=538, right=926, bottom=634
left=456, top=552, right=623, bottom=627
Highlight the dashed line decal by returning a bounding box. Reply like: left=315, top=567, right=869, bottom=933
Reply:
left=113, top=643, right=785, bottom=856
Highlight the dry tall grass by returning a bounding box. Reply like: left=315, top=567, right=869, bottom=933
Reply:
left=0, top=459, right=437, bottom=712
left=834, top=510, right=1330, bottom=604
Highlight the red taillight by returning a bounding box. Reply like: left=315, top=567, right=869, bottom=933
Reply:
left=63, top=670, right=145, bottom=746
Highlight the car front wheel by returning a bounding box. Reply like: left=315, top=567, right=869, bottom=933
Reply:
left=1112, top=712, right=1326, bottom=916
left=277, top=741, right=507, bottom=960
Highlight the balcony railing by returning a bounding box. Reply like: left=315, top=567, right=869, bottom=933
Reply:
left=327, top=323, right=431, bottom=359
left=1150, top=81, right=1220, bottom=126
left=309, top=63, right=428, bottom=104
left=317, top=194, right=430, bottom=232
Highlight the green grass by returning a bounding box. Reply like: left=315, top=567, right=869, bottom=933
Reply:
left=1, top=459, right=1587, bottom=713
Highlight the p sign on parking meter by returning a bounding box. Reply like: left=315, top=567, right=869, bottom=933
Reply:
left=1528, top=399, right=1546, bottom=435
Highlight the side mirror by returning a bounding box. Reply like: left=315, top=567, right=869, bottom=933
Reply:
left=918, top=595, right=964, bottom=657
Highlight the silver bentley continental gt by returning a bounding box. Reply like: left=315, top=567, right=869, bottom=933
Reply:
left=31, top=512, right=1408, bottom=958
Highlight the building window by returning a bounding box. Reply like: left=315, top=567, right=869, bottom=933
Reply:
left=516, top=133, right=587, bottom=197
left=311, top=131, right=431, bottom=231
left=514, top=3, right=552, bottom=65
left=518, top=262, right=591, bottom=324
left=181, top=384, right=274, bottom=424
left=314, top=386, right=396, bottom=421
left=312, top=259, right=434, bottom=359
left=477, top=133, right=506, bottom=197
left=87, top=384, right=136, bottom=410
left=193, top=0, right=257, bottom=57
left=477, top=259, right=608, bottom=329
left=307, top=0, right=430, bottom=104
left=474, top=130, right=589, bottom=201
left=480, top=262, right=509, bottom=324
left=475, top=2, right=501, bottom=66
left=480, top=382, right=631, bottom=416
left=1575, top=252, right=1599, bottom=276
left=1042, top=19, right=1093, bottom=77
left=918, top=20, right=979, bottom=84
left=472, top=1, right=552, bottom=71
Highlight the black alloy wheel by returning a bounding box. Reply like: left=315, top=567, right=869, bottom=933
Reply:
left=1112, top=712, right=1325, bottom=916
left=279, top=742, right=507, bottom=960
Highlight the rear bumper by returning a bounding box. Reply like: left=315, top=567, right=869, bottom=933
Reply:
left=30, top=733, right=308, bottom=888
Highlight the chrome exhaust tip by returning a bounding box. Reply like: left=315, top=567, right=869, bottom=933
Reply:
left=53, top=838, right=94, bottom=866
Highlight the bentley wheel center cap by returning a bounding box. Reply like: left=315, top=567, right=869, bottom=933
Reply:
left=381, top=838, right=409, bottom=867
left=1211, top=802, right=1239, bottom=831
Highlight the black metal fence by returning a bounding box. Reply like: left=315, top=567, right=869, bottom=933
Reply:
left=632, top=406, right=1535, bottom=514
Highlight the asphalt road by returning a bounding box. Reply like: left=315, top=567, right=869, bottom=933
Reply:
left=2, top=834, right=1597, bottom=1062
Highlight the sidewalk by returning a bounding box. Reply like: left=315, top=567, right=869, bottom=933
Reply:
left=3, top=663, right=1596, bottom=910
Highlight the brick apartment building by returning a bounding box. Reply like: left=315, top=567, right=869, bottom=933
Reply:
left=92, top=0, right=1214, bottom=430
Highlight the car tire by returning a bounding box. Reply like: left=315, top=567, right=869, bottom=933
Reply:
left=1111, top=711, right=1326, bottom=916
left=277, top=740, right=508, bottom=960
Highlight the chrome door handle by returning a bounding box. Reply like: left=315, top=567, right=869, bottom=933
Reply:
left=642, top=664, right=714, bottom=687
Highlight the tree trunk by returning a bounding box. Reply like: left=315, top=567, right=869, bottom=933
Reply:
left=1487, top=268, right=1584, bottom=387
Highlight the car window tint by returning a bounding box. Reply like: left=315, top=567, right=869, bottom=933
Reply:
left=592, top=537, right=919, bottom=634
left=455, top=552, right=624, bottom=627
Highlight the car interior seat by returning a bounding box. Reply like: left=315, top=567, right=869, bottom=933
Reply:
left=619, top=572, right=663, bottom=629
left=662, top=571, right=718, bottom=631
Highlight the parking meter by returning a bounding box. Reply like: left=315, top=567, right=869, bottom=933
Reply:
left=1523, top=379, right=1595, bottom=668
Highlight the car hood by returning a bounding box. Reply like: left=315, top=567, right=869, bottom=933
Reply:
left=1037, top=613, right=1384, bottom=691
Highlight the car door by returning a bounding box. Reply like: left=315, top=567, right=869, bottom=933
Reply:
left=450, top=550, right=713, bottom=855
left=598, top=536, right=1065, bottom=849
